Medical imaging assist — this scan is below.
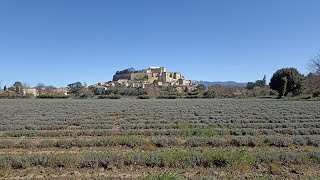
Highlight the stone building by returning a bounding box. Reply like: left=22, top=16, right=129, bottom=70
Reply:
left=53, top=88, right=68, bottom=95
left=23, top=88, right=38, bottom=96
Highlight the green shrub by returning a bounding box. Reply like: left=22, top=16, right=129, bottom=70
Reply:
left=152, top=137, right=178, bottom=147
left=312, top=89, right=320, bottom=98
left=95, top=136, right=145, bottom=148
left=108, top=94, right=121, bottom=99
left=264, top=136, right=292, bottom=147
left=293, top=136, right=308, bottom=146
left=256, top=151, right=304, bottom=165
left=137, top=95, right=150, bottom=99
left=156, top=95, right=178, bottom=99
left=80, top=153, right=100, bottom=168
left=37, top=94, right=70, bottom=99
left=38, top=140, right=55, bottom=148
left=205, top=152, right=230, bottom=167
left=231, top=136, right=259, bottom=147
left=97, top=95, right=109, bottom=99
left=308, top=151, right=320, bottom=163
left=202, top=91, right=216, bottom=98
left=0, top=140, right=15, bottom=148
left=98, top=94, right=121, bottom=99
left=25, top=154, right=50, bottom=167
left=49, top=154, right=78, bottom=168
left=182, top=127, right=217, bottom=137
left=0, top=156, right=14, bottom=168
left=185, top=137, right=208, bottom=147
left=54, top=139, right=88, bottom=149
left=207, top=138, right=224, bottom=147
left=10, top=157, right=29, bottom=169
left=306, top=136, right=320, bottom=147
left=145, top=152, right=164, bottom=167
left=113, top=136, right=145, bottom=148
left=16, top=140, right=34, bottom=148
left=54, top=140, right=74, bottom=149
left=184, top=95, right=200, bottom=99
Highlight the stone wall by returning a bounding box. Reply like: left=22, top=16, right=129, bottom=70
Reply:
left=130, top=73, right=148, bottom=80
left=114, top=72, right=160, bottom=82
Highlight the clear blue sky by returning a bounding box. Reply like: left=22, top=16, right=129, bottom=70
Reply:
left=1, top=0, right=319, bottom=87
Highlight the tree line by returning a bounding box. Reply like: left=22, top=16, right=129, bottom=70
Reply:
left=0, top=51, right=319, bottom=99
left=246, top=52, right=320, bottom=99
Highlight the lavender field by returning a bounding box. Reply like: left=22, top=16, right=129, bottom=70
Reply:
left=0, top=99, right=319, bottom=179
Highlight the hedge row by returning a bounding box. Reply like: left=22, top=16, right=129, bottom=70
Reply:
left=0, top=135, right=319, bottom=149
left=36, top=94, right=70, bottom=99
left=0, top=150, right=319, bottom=170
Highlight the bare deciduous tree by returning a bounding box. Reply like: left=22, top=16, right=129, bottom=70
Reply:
left=36, top=83, right=56, bottom=95
left=308, top=51, right=320, bottom=75
left=23, top=82, right=30, bottom=88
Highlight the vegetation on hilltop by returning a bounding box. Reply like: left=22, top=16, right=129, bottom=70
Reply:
left=115, top=67, right=136, bottom=75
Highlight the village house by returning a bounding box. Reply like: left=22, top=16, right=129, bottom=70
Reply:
left=23, top=88, right=38, bottom=96
left=53, top=88, right=68, bottom=96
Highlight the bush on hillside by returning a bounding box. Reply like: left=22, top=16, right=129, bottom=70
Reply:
left=37, top=94, right=70, bottom=99
left=98, top=94, right=121, bottom=99
left=137, top=95, right=150, bottom=99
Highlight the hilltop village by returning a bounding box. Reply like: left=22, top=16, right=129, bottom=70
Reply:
left=92, top=67, right=197, bottom=93
left=0, top=65, right=282, bottom=99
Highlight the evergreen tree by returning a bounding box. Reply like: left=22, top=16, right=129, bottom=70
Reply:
left=269, top=68, right=303, bottom=97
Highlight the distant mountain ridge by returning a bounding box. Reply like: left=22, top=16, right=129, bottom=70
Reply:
left=192, top=80, right=247, bottom=87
